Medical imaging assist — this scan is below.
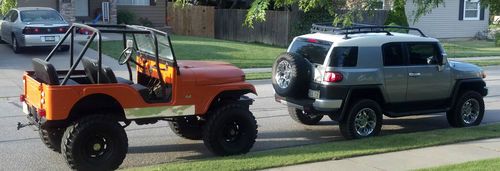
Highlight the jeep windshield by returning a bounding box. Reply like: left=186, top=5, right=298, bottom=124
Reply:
left=289, top=38, right=332, bottom=64
left=134, top=33, right=174, bottom=61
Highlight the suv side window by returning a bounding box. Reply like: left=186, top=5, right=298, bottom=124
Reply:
left=10, top=11, right=18, bottom=22
left=407, top=42, right=441, bottom=65
left=382, top=43, right=405, bottom=66
left=330, top=47, right=358, bottom=67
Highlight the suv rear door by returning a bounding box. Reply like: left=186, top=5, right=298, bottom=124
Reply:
left=405, top=42, right=452, bottom=102
left=382, top=42, right=407, bottom=103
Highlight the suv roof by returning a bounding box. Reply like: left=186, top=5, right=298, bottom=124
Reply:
left=298, top=32, right=439, bottom=47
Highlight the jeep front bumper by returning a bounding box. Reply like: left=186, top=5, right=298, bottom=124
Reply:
left=275, top=94, right=342, bottom=113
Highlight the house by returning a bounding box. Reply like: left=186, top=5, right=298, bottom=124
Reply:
left=403, top=0, right=489, bottom=39
left=12, top=0, right=166, bottom=27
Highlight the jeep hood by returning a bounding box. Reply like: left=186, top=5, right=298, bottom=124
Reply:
left=178, top=60, right=245, bottom=85
left=449, top=60, right=483, bottom=79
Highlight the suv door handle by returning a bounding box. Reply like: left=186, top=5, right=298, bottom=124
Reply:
left=409, top=72, right=421, bottom=77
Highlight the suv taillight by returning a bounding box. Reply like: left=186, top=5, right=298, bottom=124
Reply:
left=323, top=71, right=343, bottom=82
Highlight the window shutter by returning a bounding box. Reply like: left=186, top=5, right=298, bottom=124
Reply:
left=480, top=6, right=485, bottom=20
left=459, top=0, right=464, bottom=20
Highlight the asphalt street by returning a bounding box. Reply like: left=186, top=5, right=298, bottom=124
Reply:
left=0, top=42, right=499, bottom=171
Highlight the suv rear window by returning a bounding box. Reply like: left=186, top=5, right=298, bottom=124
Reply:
left=289, top=38, right=332, bottom=64
left=330, top=47, right=358, bottom=67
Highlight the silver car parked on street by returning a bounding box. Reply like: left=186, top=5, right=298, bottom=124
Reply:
left=0, top=7, right=69, bottom=53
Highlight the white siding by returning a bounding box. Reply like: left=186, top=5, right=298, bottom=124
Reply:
left=17, top=0, right=57, bottom=9
left=405, top=0, right=489, bottom=39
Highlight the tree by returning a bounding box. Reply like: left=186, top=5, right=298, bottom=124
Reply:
left=1, top=0, right=17, bottom=15
left=243, top=0, right=500, bottom=27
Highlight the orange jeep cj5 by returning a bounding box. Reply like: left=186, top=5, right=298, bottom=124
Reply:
left=18, top=24, right=258, bottom=170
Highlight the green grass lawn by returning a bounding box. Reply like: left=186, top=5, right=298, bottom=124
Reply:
left=245, top=72, right=272, bottom=80
left=88, top=35, right=285, bottom=68
left=86, top=35, right=500, bottom=69
left=443, top=40, right=500, bottom=58
left=126, top=124, right=500, bottom=171
left=466, top=59, right=500, bottom=66
left=418, top=158, right=500, bottom=171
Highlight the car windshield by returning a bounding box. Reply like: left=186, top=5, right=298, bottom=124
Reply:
left=134, top=33, right=174, bottom=61
left=20, top=10, right=64, bottom=23
left=289, top=38, right=332, bottom=64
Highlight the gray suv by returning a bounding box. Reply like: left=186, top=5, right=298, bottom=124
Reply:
left=273, top=25, right=488, bottom=139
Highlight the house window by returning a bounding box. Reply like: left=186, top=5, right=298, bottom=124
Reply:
left=117, top=0, right=150, bottom=6
left=463, top=0, right=480, bottom=20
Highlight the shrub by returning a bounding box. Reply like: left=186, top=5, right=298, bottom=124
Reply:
left=1, top=0, right=17, bottom=15
left=384, top=0, right=408, bottom=27
left=386, top=23, right=408, bottom=33
left=138, top=17, right=154, bottom=27
left=117, top=9, right=136, bottom=24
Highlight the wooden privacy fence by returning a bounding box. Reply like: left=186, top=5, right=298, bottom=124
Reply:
left=167, top=3, right=215, bottom=37
left=215, top=9, right=294, bottom=47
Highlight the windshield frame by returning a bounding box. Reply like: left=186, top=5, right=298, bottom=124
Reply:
left=127, top=25, right=178, bottom=67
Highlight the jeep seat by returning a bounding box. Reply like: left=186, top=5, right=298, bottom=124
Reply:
left=32, top=58, right=78, bottom=85
left=81, top=57, right=134, bottom=85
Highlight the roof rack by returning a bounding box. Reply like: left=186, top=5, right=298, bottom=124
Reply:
left=311, top=22, right=427, bottom=39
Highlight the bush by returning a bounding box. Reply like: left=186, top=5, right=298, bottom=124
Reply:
left=117, top=9, right=136, bottom=24
left=386, top=23, right=409, bottom=33
left=384, top=0, right=408, bottom=27
left=138, top=17, right=154, bottom=27
left=1, top=0, right=16, bottom=15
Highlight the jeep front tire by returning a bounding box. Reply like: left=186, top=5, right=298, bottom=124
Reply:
left=272, top=52, right=311, bottom=98
left=447, top=91, right=485, bottom=127
left=61, top=115, right=128, bottom=171
left=288, top=107, right=324, bottom=125
left=339, top=99, right=383, bottom=139
left=203, top=103, right=257, bottom=156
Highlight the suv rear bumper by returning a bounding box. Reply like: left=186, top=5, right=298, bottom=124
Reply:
left=275, top=94, right=342, bottom=113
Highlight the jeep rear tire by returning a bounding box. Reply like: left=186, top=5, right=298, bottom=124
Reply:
left=39, top=128, right=64, bottom=153
left=272, top=52, right=311, bottom=98
left=446, top=91, right=484, bottom=127
left=288, top=107, right=324, bottom=125
left=339, top=99, right=383, bottom=139
left=168, top=116, right=203, bottom=140
left=203, top=103, right=257, bottom=156
left=61, top=115, right=128, bottom=171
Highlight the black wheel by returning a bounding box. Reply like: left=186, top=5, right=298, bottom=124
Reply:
left=203, top=103, right=257, bottom=156
left=61, top=115, right=128, bottom=171
left=446, top=91, right=484, bottom=127
left=39, top=128, right=64, bottom=153
left=272, top=52, right=311, bottom=98
left=59, top=45, right=70, bottom=52
left=168, top=116, right=203, bottom=140
left=288, top=107, right=323, bottom=125
left=339, top=99, right=383, bottom=139
left=12, top=36, right=22, bottom=53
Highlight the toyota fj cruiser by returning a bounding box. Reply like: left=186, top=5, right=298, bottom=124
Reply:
left=273, top=24, right=488, bottom=139
left=19, top=24, right=258, bottom=170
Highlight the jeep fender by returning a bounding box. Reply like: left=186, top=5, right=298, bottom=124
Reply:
left=449, top=78, right=487, bottom=107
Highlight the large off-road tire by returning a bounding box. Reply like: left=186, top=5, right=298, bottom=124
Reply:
left=446, top=91, right=485, bottom=127
left=168, top=116, right=203, bottom=140
left=272, top=52, right=311, bottom=98
left=203, top=103, right=258, bottom=156
left=339, top=99, right=383, bottom=139
left=288, top=107, right=324, bottom=125
left=39, top=128, right=64, bottom=153
left=61, top=115, right=128, bottom=171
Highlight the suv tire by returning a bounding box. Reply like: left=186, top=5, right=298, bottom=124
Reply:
left=39, top=128, right=64, bottom=153
left=61, top=115, right=128, bottom=171
left=168, top=116, right=203, bottom=140
left=203, top=103, right=257, bottom=156
left=288, top=107, right=323, bottom=125
left=339, top=99, right=383, bottom=139
left=272, top=52, right=311, bottom=98
left=446, top=91, right=484, bottom=127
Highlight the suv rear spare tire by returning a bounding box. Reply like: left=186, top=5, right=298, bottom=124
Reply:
left=272, top=52, right=311, bottom=98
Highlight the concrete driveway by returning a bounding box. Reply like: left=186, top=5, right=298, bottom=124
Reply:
left=0, top=42, right=500, bottom=170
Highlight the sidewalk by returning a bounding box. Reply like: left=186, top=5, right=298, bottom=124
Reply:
left=267, top=138, right=500, bottom=171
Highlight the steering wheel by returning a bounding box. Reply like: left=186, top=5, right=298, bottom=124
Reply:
left=118, top=47, right=137, bottom=65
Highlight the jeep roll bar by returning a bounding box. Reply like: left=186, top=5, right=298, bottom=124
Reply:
left=44, top=23, right=176, bottom=85
left=311, top=22, right=427, bottom=39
